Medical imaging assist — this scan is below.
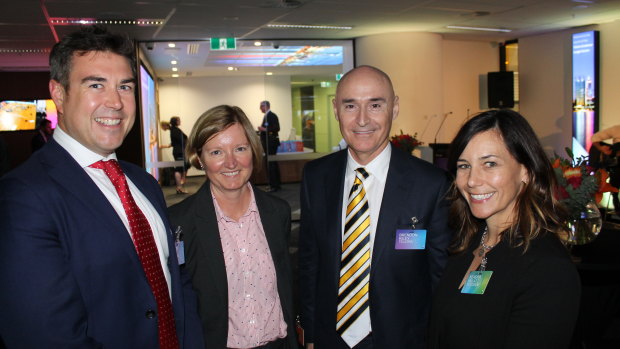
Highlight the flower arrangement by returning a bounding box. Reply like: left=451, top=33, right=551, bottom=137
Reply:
left=552, top=147, right=617, bottom=219
left=390, top=130, right=423, bottom=154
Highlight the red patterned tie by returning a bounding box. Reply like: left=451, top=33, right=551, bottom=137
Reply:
left=90, top=160, right=179, bottom=349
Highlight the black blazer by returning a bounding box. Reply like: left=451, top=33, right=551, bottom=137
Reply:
left=168, top=182, right=298, bottom=349
left=299, top=146, right=454, bottom=348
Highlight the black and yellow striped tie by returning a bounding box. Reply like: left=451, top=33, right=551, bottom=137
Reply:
left=337, top=167, right=371, bottom=346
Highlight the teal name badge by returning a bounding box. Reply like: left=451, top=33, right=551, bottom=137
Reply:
left=461, top=271, right=493, bottom=294
left=395, top=229, right=426, bottom=250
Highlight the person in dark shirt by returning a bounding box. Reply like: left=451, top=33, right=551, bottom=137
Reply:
left=169, top=116, right=189, bottom=194
left=258, top=100, right=281, bottom=192
left=0, top=136, right=9, bottom=178
left=429, top=109, right=580, bottom=349
left=31, top=119, right=53, bottom=153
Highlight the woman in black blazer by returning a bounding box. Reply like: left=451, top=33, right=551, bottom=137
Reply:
left=168, top=105, right=297, bottom=349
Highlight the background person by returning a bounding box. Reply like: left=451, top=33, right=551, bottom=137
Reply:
left=169, top=116, right=190, bottom=194
left=0, top=26, right=203, bottom=348
left=31, top=118, right=53, bottom=153
left=591, top=126, right=620, bottom=215
left=428, top=109, right=580, bottom=348
left=0, top=136, right=8, bottom=178
left=299, top=65, right=453, bottom=349
left=169, top=105, right=298, bottom=348
left=258, top=100, right=281, bottom=192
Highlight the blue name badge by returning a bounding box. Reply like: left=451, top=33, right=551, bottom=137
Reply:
left=461, top=271, right=493, bottom=294
left=394, top=229, right=426, bottom=250
left=175, top=241, right=185, bottom=265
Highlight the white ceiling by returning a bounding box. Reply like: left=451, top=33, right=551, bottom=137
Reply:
left=2, top=0, right=620, bottom=76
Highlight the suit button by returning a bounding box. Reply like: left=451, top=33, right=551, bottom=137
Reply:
left=145, top=310, right=156, bottom=319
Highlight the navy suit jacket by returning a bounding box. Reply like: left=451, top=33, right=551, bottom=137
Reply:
left=0, top=139, right=204, bottom=348
left=299, top=146, right=453, bottom=348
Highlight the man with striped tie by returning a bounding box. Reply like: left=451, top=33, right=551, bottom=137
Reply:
left=299, top=65, right=453, bottom=348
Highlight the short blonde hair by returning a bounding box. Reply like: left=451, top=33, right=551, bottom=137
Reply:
left=186, top=105, right=263, bottom=172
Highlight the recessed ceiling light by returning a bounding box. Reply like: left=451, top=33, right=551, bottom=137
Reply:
left=254, top=41, right=262, bottom=46
left=227, top=66, right=234, bottom=71
left=172, top=74, right=179, bottom=78
left=267, top=24, right=352, bottom=30
left=172, top=67, right=178, bottom=72
left=446, top=25, right=511, bottom=33
left=171, top=60, right=177, bottom=65
left=266, top=72, right=273, bottom=75
left=168, top=43, right=176, bottom=48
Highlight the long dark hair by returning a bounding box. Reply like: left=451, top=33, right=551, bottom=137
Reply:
left=447, top=109, right=568, bottom=252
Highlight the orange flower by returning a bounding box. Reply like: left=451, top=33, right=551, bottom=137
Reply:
left=594, top=169, right=618, bottom=203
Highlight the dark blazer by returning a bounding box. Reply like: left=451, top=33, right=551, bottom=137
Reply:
left=168, top=182, right=298, bottom=349
left=31, top=130, right=48, bottom=153
left=0, top=139, right=204, bottom=348
left=299, top=146, right=453, bottom=348
left=260, top=111, right=280, bottom=155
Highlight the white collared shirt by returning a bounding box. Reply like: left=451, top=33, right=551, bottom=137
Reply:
left=340, top=143, right=391, bottom=336
left=341, top=143, right=391, bottom=255
left=53, top=127, right=172, bottom=296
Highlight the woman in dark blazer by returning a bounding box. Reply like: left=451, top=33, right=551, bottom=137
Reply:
left=168, top=105, right=297, bottom=349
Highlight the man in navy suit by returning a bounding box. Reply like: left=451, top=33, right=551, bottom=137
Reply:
left=0, top=26, right=203, bottom=348
left=299, top=66, right=453, bottom=348
left=258, top=100, right=281, bottom=191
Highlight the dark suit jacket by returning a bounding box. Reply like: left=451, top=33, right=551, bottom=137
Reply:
left=31, top=130, right=48, bottom=153
left=299, top=146, right=453, bottom=348
left=168, top=182, right=298, bottom=349
left=260, top=111, right=281, bottom=155
left=0, top=139, right=204, bottom=348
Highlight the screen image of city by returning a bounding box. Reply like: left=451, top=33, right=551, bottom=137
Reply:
left=572, top=31, right=597, bottom=155
left=0, top=99, right=57, bottom=132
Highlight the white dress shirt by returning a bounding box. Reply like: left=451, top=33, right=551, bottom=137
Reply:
left=342, top=143, right=391, bottom=250
left=53, top=127, right=172, bottom=296
left=340, top=143, right=391, bottom=336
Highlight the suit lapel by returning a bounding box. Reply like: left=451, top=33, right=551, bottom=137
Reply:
left=371, top=148, right=412, bottom=273
left=326, top=151, right=348, bottom=285
left=192, top=182, right=229, bottom=302
left=41, top=141, right=141, bottom=267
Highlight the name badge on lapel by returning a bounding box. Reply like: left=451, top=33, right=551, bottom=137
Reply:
left=174, top=226, right=185, bottom=265
left=394, top=217, right=426, bottom=250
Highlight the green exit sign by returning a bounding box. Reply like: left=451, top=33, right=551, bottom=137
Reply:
left=210, top=38, right=236, bottom=50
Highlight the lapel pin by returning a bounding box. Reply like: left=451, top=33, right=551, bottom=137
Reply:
left=411, top=217, right=418, bottom=229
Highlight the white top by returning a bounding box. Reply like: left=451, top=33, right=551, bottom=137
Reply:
left=341, top=143, right=391, bottom=251
left=340, top=143, right=391, bottom=337
left=53, top=127, right=172, bottom=296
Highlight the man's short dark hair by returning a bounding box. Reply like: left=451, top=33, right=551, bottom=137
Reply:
left=260, top=100, right=270, bottom=108
left=49, top=25, right=136, bottom=90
